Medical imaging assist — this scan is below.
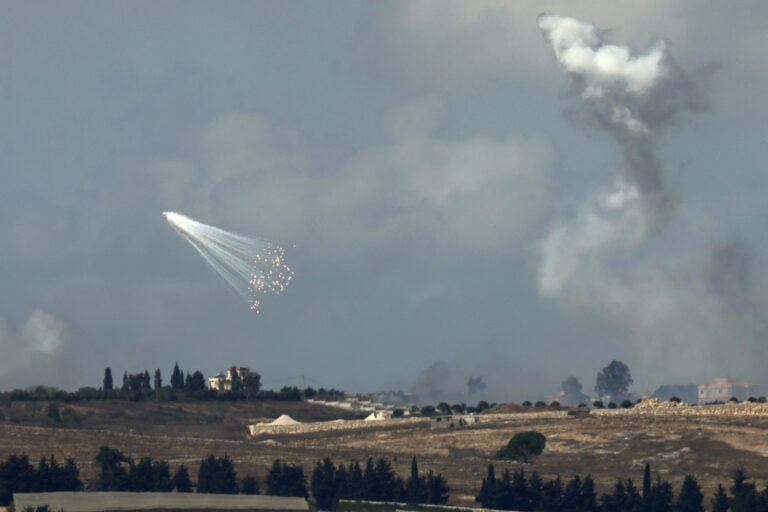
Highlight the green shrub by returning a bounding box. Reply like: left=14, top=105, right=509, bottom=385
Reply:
left=522, top=400, right=532, bottom=407
left=549, top=401, right=560, bottom=407
left=46, top=403, right=62, bottom=422
left=392, top=409, right=404, bottom=417
left=620, top=400, right=634, bottom=409
left=420, top=405, right=436, bottom=416
left=670, top=396, right=681, bottom=403
left=534, top=401, right=546, bottom=407
left=496, top=431, right=546, bottom=463
left=241, top=475, right=260, bottom=494
left=593, top=400, right=604, bottom=408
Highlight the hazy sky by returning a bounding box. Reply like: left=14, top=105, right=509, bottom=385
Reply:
left=2, top=2, right=768, bottom=402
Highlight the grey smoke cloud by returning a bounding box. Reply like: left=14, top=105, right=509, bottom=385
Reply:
left=22, top=309, right=65, bottom=355
left=0, top=309, right=66, bottom=388
left=536, top=13, right=711, bottom=300
left=535, top=15, right=737, bottom=379
left=537, top=13, right=709, bottom=200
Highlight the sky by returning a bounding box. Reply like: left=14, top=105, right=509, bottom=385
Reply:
left=2, top=1, right=768, bottom=403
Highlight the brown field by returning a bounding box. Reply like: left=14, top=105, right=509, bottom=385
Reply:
left=2, top=399, right=768, bottom=506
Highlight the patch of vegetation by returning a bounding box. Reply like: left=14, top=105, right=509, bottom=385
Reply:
left=496, top=431, right=546, bottom=463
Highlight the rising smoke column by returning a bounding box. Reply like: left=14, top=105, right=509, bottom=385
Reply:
left=536, top=14, right=709, bottom=299
left=163, top=212, right=293, bottom=312
left=532, top=15, right=736, bottom=378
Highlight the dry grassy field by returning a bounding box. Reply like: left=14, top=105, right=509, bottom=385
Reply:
left=2, top=399, right=768, bottom=506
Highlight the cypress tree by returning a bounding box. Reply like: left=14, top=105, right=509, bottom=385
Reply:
left=404, top=457, right=427, bottom=503
left=154, top=369, right=162, bottom=391
left=426, top=470, right=449, bottom=505
left=528, top=471, right=543, bottom=511
left=540, top=476, right=563, bottom=512
left=172, top=464, right=192, bottom=492
left=171, top=363, right=182, bottom=389
left=711, top=484, right=729, bottom=512
left=346, top=461, right=363, bottom=500
left=675, top=474, right=704, bottom=512
left=476, top=464, right=497, bottom=508
left=581, top=475, right=598, bottom=512
left=642, top=463, right=652, bottom=511
left=562, top=475, right=581, bottom=512
left=103, top=367, right=113, bottom=391
left=311, top=458, right=339, bottom=510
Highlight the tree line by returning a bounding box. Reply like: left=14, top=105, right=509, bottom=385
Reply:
left=310, top=456, right=449, bottom=509
left=476, top=462, right=764, bottom=512
left=0, top=363, right=305, bottom=404
left=0, top=455, right=81, bottom=505
left=6, top=447, right=768, bottom=512
left=2, top=448, right=448, bottom=509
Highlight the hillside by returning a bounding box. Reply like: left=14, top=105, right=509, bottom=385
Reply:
left=3, top=399, right=768, bottom=506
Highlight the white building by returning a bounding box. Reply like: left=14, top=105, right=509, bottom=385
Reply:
left=208, top=366, right=252, bottom=391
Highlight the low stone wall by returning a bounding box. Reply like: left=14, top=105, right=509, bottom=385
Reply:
left=249, top=417, right=428, bottom=436
left=594, top=399, right=768, bottom=417
left=13, top=492, right=309, bottom=512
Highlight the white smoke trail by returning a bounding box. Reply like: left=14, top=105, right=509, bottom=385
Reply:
left=163, top=212, right=293, bottom=312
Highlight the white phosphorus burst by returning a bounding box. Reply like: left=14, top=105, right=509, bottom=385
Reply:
left=163, top=211, right=293, bottom=313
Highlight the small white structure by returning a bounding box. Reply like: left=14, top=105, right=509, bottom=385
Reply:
left=208, top=366, right=252, bottom=391
left=270, top=414, right=300, bottom=426
left=364, top=411, right=392, bottom=421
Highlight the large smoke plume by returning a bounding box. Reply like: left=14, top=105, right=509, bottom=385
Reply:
left=534, top=15, right=765, bottom=381
left=537, top=14, right=710, bottom=299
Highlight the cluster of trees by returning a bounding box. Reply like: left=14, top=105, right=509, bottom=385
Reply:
left=553, top=360, right=634, bottom=407
left=310, top=457, right=449, bottom=510
left=91, top=447, right=446, bottom=507
left=104, top=364, right=215, bottom=400
left=713, top=468, right=768, bottom=512
left=476, top=463, right=767, bottom=512
left=303, top=387, right=346, bottom=400
left=266, top=460, right=307, bottom=497
left=0, top=364, right=307, bottom=404
left=93, top=447, right=292, bottom=495
left=197, top=455, right=240, bottom=494
left=414, top=400, right=494, bottom=417
left=0, top=455, right=81, bottom=505
left=94, top=447, right=191, bottom=492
